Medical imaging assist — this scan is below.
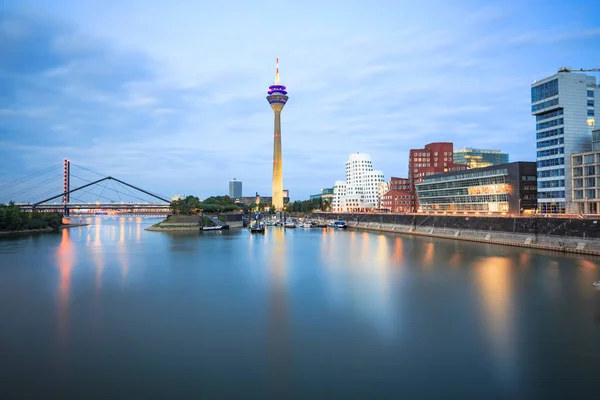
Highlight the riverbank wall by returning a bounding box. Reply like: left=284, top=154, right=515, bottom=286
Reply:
left=314, top=213, right=600, bottom=256
left=0, top=222, right=88, bottom=236
left=146, top=213, right=244, bottom=231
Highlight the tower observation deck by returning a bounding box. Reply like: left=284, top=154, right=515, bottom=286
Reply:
left=266, top=58, right=289, bottom=211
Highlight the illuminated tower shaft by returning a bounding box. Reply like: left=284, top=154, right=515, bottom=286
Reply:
left=266, top=58, right=289, bottom=210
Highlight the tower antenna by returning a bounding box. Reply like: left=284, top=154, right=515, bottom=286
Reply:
left=275, top=57, right=280, bottom=85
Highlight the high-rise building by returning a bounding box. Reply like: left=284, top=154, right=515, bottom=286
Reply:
left=453, top=148, right=509, bottom=169
left=229, top=178, right=242, bottom=199
left=266, top=58, right=289, bottom=211
left=332, top=153, right=385, bottom=212
left=593, top=128, right=600, bottom=151
left=531, top=69, right=598, bottom=214
left=408, top=142, right=469, bottom=211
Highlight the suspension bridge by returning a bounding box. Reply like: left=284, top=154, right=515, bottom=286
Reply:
left=0, top=159, right=172, bottom=215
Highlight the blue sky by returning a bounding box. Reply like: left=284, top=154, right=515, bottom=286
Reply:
left=1, top=0, right=600, bottom=202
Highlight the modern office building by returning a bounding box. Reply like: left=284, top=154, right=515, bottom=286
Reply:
left=531, top=69, right=598, bottom=214
left=415, top=162, right=537, bottom=215
left=381, top=177, right=412, bottom=213
left=453, top=148, right=509, bottom=169
left=331, top=153, right=385, bottom=212
left=593, top=128, right=600, bottom=151
left=266, top=58, right=289, bottom=211
left=408, top=142, right=469, bottom=211
left=309, top=187, right=334, bottom=202
left=229, top=178, right=242, bottom=199
left=571, top=130, right=600, bottom=215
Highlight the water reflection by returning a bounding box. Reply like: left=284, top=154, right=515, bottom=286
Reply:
left=267, top=228, right=290, bottom=396
left=56, top=229, right=75, bottom=360
left=322, top=232, right=398, bottom=341
left=475, top=256, right=516, bottom=382
left=118, top=218, right=129, bottom=282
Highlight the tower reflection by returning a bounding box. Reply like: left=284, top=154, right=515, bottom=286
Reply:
left=267, top=228, right=290, bottom=396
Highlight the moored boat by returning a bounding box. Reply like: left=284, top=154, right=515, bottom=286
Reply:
left=202, top=225, right=223, bottom=231
left=249, top=223, right=265, bottom=234
left=329, top=220, right=347, bottom=229
left=593, top=281, right=600, bottom=287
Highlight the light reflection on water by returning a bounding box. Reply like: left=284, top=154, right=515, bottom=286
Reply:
left=0, top=217, right=599, bottom=398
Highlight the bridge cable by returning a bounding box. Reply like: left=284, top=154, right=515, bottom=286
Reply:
left=0, top=174, right=64, bottom=203
left=0, top=163, right=62, bottom=191
left=113, top=179, right=152, bottom=203
left=63, top=162, right=170, bottom=201
left=69, top=174, right=152, bottom=203
left=25, top=180, right=68, bottom=203
left=68, top=175, right=122, bottom=204
left=110, top=180, right=123, bottom=202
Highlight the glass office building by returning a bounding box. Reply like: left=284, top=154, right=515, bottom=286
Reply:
left=531, top=70, right=598, bottom=214
left=453, top=148, right=509, bottom=169
left=415, top=162, right=537, bottom=215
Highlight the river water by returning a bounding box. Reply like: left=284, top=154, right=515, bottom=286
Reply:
left=0, top=216, right=599, bottom=398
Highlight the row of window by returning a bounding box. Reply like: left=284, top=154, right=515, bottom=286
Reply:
left=589, top=90, right=595, bottom=98
left=538, top=158, right=564, bottom=168
left=573, top=166, right=596, bottom=176
left=536, top=109, right=563, bottom=121
left=538, top=168, right=564, bottom=178
left=531, top=79, right=558, bottom=103
left=538, top=180, right=565, bottom=189
left=536, top=127, right=563, bottom=140
left=537, top=190, right=566, bottom=199
left=536, top=118, right=563, bottom=131
left=532, top=98, right=559, bottom=113
left=589, top=110, right=595, bottom=117
left=573, top=189, right=597, bottom=200
left=588, top=100, right=594, bottom=107
left=573, top=153, right=600, bottom=165
left=522, top=175, right=537, bottom=181
left=419, top=194, right=509, bottom=204
left=537, top=137, right=564, bottom=149
left=537, top=147, right=564, bottom=158
left=420, top=203, right=509, bottom=212
left=573, top=177, right=596, bottom=188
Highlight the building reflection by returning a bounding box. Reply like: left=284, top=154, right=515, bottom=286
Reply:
left=393, top=237, right=404, bottom=263
left=322, top=231, right=398, bottom=341
left=422, top=242, right=435, bottom=268
left=475, top=256, right=517, bottom=381
left=56, top=228, right=75, bottom=358
left=267, top=228, right=291, bottom=396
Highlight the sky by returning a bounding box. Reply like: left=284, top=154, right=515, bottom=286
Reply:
left=1, top=0, right=600, bottom=202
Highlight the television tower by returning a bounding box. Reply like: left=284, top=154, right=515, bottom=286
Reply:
left=266, top=58, right=289, bottom=211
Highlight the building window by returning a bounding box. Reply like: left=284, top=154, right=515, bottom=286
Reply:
left=585, top=166, right=595, bottom=176
left=531, top=78, right=559, bottom=103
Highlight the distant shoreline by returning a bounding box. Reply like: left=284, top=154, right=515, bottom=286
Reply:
left=0, top=223, right=88, bottom=236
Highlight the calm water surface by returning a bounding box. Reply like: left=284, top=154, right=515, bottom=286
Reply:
left=1, top=216, right=599, bottom=399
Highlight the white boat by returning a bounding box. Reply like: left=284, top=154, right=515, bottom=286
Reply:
left=593, top=281, right=600, bottom=287
left=303, top=222, right=312, bottom=228
left=202, top=225, right=223, bottom=231
left=284, top=222, right=296, bottom=228
left=329, top=220, right=347, bottom=229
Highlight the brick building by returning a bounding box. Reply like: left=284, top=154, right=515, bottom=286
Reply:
left=408, top=142, right=469, bottom=211
left=381, top=177, right=412, bottom=213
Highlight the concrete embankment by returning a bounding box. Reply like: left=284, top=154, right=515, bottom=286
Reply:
left=146, top=214, right=244, bottom=231
left=0, top=222, right=88, bottom=236
left=348, top=221, right=600, bottom=256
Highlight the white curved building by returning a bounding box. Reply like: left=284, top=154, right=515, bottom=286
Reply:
left=332, top=153, right=385, bottom=212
